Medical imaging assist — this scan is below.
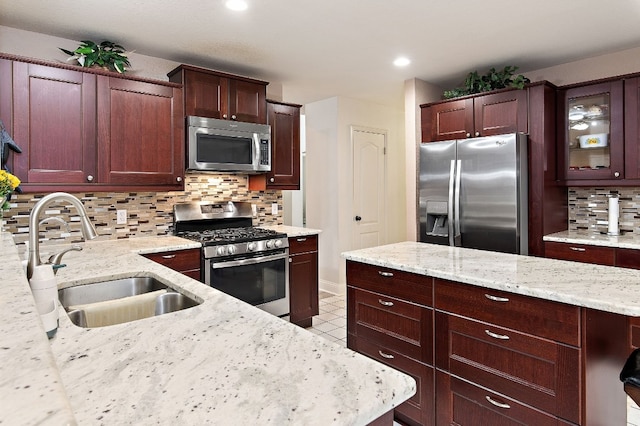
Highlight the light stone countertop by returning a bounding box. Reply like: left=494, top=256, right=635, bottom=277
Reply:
left=342, top=241, right=640, bottom=316
left=544, top=230, right=640, bottom=250
left=2, top=233, right=414, bottom=425
left=259, top=224, right=322, bottom=238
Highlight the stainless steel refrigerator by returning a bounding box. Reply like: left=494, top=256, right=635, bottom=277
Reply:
left=418, top=133, right=528, bottom=255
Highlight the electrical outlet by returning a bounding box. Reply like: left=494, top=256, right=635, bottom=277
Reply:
left=271, top=203, right=278, bottom=216
left=116, top=209, right=127, bottom=225
left=251, top=204, right=258, bottom=216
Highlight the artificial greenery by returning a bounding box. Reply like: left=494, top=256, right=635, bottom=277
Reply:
left=60, top=40, right=131, bottom=74
left=443, top=66, right=530, bottom=99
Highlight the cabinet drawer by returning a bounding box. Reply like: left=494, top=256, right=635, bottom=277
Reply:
left=544, top=241, right=615, bottom=266
left=435, top=371, right=574, bottom=426
left=288, top=234, right=317, bottom=255
left=143, top=248, right=201, bottom=272
left=616, top=247, right=640, bottom=269
left=351, top=336, right=433, bottom=426
left=435, top=312, right=580, bottom=423
left=434, top=278, right=580, bottom=346
left=347, top=287, right=433, bottom=364
left=346, top=261, right=432, bottom=307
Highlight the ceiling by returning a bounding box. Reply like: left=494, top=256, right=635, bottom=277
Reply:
left=2, top=0, right=640, bottom=107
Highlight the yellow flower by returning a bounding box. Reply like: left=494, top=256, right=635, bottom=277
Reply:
left=0, top=170, right=20, bottom=196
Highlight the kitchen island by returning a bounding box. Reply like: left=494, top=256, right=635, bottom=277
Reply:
left=343, top=241, right=640, bottom=425
left=1, top=233, right=415, bottom=425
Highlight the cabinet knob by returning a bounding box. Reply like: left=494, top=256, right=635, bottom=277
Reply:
left=614, top=171, right=621, bottom=178
left=223, top=114, right=228, bottom=119
left=87, top=175, right=94, bottom=182
left=176, top=176, right=183, bottom=182
left=269, top=177, right=275, bottom=183
left=475, top=131, right=480, bottom=137
left=466, top=133, right=471, bottom=138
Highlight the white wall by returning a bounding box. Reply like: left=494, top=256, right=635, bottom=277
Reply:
left=305, top=96, right=404, bottom=294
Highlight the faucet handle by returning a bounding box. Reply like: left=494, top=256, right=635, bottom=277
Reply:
left=47, top=245, right=83, bottom=268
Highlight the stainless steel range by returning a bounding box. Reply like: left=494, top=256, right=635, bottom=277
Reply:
left=174, top=201, right=289, bottom=317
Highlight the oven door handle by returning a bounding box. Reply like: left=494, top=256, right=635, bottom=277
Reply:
left=210, top=252, right=289, bottom=269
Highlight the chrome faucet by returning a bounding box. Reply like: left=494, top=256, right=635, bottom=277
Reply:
left=26, top=192, right=98, bottom=279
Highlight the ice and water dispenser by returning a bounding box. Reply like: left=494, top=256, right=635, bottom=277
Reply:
left=424, top=200, right=449, bottom=240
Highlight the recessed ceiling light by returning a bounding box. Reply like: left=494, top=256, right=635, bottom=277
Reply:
left=393, top=57, right=411, bottom=67
left=226, top=0, right=248, bottom=11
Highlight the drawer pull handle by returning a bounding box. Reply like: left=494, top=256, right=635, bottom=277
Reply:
left=296, top=237, right=307, bottom=242
left=378, top=299, right=394, bottom=307
left=161, top=255, right=177, bottom=259
left=485, top=395, right=511, bottom=409
left=485, top=294, right=509, bottom=302
left=485, top=329, right=510, bottom=340
left=569, top=246, right=586, bottom=252
left=378, top=350, right=395, bottom=359
left=378, top=271, right=394, bottom=277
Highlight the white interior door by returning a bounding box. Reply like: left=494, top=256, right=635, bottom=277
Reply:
left=351, top=126, right=387, bottom=250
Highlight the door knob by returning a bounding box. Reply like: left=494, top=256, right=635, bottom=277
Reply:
left=355, top=216, right=362, bottom=221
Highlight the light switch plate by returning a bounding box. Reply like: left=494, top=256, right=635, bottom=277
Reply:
left=271, top=203, right=278, bottom=216
left=116, top=209, right=127, bottom=225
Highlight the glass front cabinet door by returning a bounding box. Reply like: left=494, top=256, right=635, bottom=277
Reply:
left=562, top=80, right=624, bottom=181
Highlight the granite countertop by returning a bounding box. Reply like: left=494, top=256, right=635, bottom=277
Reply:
left=342, top=241, right=640, bottom=316
left=544, top=230, right=640, bottom=250
left=259, top=224, right=322, bottom=238
left=2, top=233, right=414, bottom=425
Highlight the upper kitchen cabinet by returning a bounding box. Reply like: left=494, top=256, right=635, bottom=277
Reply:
left=168, top=64, right=268, bottom=124
left=420, top=89, right=527, bottom=142
left=559, top=79, right=624, bottom=183
left=5, top=53, right=184, bottom=192
left=248, top=100, right=302, bottom=190
left=624, top=77, right=640, bottom=180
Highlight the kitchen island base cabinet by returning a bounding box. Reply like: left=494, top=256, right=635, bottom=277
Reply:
left=143, top=248, right=201, bottom=280
left=288, top=235, right=318, bottom=327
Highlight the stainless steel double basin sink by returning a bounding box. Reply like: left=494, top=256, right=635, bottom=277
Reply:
left=58, top=276, right=200, bottom=328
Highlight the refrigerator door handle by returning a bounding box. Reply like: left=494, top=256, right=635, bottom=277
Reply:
left=447, top=160, right=456, bottom=246
left=454, top=159, right=462, bottom=243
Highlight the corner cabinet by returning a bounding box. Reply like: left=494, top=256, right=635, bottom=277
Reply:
left=5, top=54, right=185, bottom=192
left=249, top=100, right=302, bottom=191
left=167, top=64, right=268, bottom=124
left=288, top=235, right=318, bottom=327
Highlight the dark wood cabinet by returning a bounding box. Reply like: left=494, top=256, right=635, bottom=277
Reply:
left=420, top=83, right=566, bottom=257
left=347, top=261, right=434, bottom=426
left=288, top=235, right=318, bottom=327
left=5, top=54, right=184, bottom=192
left=420, top=89, right=527, bottom=142
left=544, top=241, right=640, bottom=269
left=248, top=100, right=302, bottom=191
left=168, top=64, right=267, bottom=124
left=143, top=248, right=201, bottom=281
left=624, top=77, right=640, bottom=181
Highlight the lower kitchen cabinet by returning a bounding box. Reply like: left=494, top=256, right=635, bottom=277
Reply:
left=143, top=248, right=201, bottom=280
left=288, top=235, right=318, bottom=327
left=545, top=240, right=640, bottom=269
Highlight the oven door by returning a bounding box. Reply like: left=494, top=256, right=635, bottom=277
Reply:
left=205, top=251, right=289, bottom=317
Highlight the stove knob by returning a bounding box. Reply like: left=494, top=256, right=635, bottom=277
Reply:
left=266, top=240, right=274, bottom=249
left=227, top=245, right=237, bottom=255
left=216, top=246, right=227, bottom=256
left=274, top=239, right=283, bottom=248
left=247, top=242, right=257, bottom=251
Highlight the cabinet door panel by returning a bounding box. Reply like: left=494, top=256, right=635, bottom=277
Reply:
left=228, top=79, right=266, bottom=123
left=183, top=70, right=227, bottom=119
left=353, top=336, right=434, bottom=426
left=348, top=287, right=433, bottom=364
left=97, top=76, right=183, bottom=186
left=625, top=77, right=640, bottom=179
left=12, top=62, right=96, bottom=184
left=421, top=98, right=473, bottom=142
left=616, top=247, right=640, bottom=269
left=435, top=312, right=580, bottom=423
left=474, top=90, right=527, bottom=137
left=267, top=101, right=300, bottom=188
left=289, top=251, right=318, bottom=326
left=436, top=371, right=572, bottom=426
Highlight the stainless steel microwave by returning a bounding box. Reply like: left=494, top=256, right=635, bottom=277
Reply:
left=187, top=116, right=271, bottom=173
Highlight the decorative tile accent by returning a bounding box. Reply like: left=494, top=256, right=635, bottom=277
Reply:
left=568, top=187, right=639, bottom=235
left=3, top=172, right=282, bottom=247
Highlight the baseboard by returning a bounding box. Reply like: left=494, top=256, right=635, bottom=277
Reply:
left=319, top=279, right=343, bottom=295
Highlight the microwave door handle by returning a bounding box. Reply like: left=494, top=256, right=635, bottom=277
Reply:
left=253, top=133, right=261, bottom=168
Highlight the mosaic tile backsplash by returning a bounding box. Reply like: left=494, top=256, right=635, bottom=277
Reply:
left=2, top=173, right=282, bottom=248
left=569, top=187, right=640, bottom=235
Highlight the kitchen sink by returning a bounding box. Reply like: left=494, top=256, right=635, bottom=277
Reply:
left=58, top=276, right=201, bottom=328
